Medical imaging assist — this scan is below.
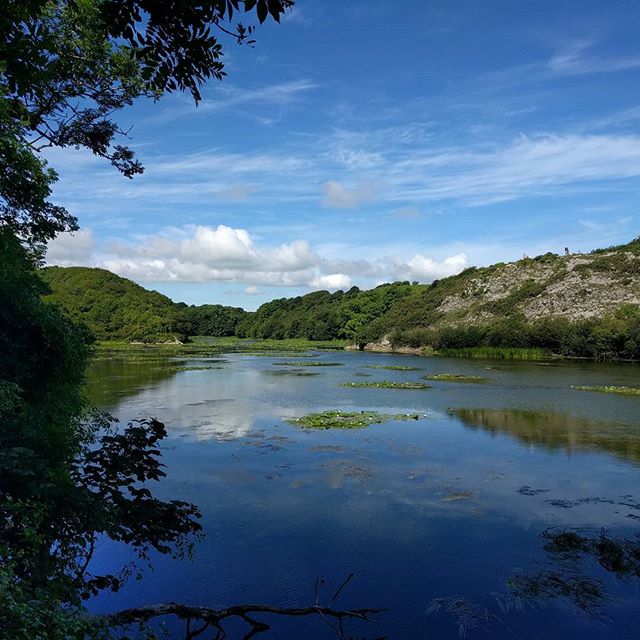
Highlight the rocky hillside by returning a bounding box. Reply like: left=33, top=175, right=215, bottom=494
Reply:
left=370, top=237, right=640, bottom=358
left=422, top=245, right=639, bottom=326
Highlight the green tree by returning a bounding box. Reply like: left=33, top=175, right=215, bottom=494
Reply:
left=1, top=0, right=293, bottom=248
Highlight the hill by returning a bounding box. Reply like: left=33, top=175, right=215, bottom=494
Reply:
left=42, top=266, right=251, bottom=343
left=41, top=267, right=184, bottom=342
left=42, top=238, right=640, bottom=359
left=240, top=238, right=640, bottom=360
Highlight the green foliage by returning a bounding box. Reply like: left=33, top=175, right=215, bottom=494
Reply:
left=242, top=281, right=418, bottom=342
left=1, top=0, right=293, bottom=248
left=572, top=385, right=640, bottom=396
left=391, top=306, right=640, bottom=361
left=482, top=279, right=546, bottom=315
left=1, top=232, right=201, bottom=638
left=42, top=266, right=184, bottom=342
left=434, top=347, right=549, bottom=361
left=42, top=252, right=640, bottom=360
left=424, top=374, right=486, bottom=383
left=288, top=410, right=421, bottom=429
left=341, top=380, right=431, bottom=389
left=273, top=360, right=343, bottom=366
left=179, top=303, right=248, bottom=337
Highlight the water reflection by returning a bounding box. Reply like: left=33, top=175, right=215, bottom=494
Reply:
left=86, top=353, right=181, bottom=409
left=429, top=526, right=640, bottom=635
left=451, top=407, right=640, bottom=464
left=86, top=349, right=640, bottom=638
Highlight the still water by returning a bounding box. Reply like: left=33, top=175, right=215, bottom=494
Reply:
left=87, top=347, right=640, bottom=639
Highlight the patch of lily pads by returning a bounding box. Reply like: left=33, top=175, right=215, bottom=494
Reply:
left=288, top=410, right=422, bottom=429
left=263, top=369, right=321, bottom=377
left=274, top=361, right=344, bottom=367
left=424, top=374, right=486, bottom=383
left=572, top=385, right=640, bottom=396
left=363, top=364, right=421, bottom=371
left=341, top=380, right=431, bottom=390
left=172, top=365, right=225, bottom=372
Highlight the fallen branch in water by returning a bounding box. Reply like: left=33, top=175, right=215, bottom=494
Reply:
left=102, top=600, right=386, bottom=639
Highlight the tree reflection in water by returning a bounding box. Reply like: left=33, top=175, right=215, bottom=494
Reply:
left=428, top=527, right=640, bottom=636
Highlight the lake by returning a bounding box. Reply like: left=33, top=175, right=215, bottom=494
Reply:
left=86, top=345, right=640, bottom=639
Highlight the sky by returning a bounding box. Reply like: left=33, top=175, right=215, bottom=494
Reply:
left=45, top=0, right=640, bottom=310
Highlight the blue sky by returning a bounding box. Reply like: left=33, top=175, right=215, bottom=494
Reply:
left=46, top=0, right=640, bottom=309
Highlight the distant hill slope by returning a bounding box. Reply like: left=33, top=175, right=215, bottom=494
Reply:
left=41, top=266, right=182, bottom=342
left=42, top=266, right=250, bottom=342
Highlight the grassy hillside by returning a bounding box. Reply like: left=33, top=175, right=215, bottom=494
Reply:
left=41, top=267, right=183, bottom=342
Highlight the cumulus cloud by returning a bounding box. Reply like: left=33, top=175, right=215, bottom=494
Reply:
left=405, top=253, right=468, bottom=280
left=46, top=229, right=95, bottom=266
left=311, top=273, right=352, bottom=290
left=45, top=224, right=468, bottom=294
left=322, top=180, right=375, bottom=208
left=244, top=285, right=263, bottom=295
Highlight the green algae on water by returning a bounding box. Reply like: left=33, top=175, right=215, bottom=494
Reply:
left=363, top=364, right=421, bottom=371
left=263, top=369, right=321, bottom=377
left=424, top=374, right=486, bottom=383
left=341, top=380, right=431, bottom=390
left=572, top=385, right=640, bottom=396
left=288, top=410, right=422, bottom=429
left=274, top=361, right=344, bottom=367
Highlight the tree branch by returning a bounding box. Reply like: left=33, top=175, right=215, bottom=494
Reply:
left=100, top=601, right=385, bottom=639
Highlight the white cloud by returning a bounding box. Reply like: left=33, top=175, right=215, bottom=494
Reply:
left=322, top=180, right=375, bottom=208
left=197, top=80, right=318, bottom=113
left=389, top=133, right=640, bottom=205
left=548, top=41, right=640, bottom=75
left=405, top=253, right=468, bottom=281
left=46, top=229, right=95, bottom=266
left=48, top=224, right=468, bottom=293
left=244, top=285, right=263, bottom=295
left=311, top=273, right=352, bottom=290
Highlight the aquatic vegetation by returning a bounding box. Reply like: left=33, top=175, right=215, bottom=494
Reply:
left=274, top=361, right=344, bottom=367
left=518, top=486, right=550, bottom=496
left=341, top=380, right=431, bottom=389
left=572, top=385, right=640, bottom=396
left=246, top=352, right=315, bottom=358
left=362, top=364, right=421, bottom=371
left=443, top=490, right=476, bottom=501
left=424, top=373, right=486, bottom=383
left=288, top=410, right=421, bottom=429
left=172, top=365, right=224, bottom=372
left=262, top=369, right=321, bottom=377
left=435, top=346, right=548, bottom=360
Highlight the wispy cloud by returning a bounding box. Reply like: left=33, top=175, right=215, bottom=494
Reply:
left=322, top=180, right=376, bottom=208
left=548, top=41, right=640, bottom=75
left=198, top=79, right=319, bottom=112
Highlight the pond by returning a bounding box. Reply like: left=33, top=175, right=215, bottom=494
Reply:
left=86, top=346, right=640, bottom=639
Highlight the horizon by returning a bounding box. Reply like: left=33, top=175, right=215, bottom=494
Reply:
left=45, top=0, right=640, bottom=311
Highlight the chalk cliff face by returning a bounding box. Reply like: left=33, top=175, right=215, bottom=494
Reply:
left=433, top=251, right=640, bottom=324
left=376, top=239, right=640, bottom=337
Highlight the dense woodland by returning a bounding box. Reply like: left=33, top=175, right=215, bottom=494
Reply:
left=43, top=236, right=640, bottom=361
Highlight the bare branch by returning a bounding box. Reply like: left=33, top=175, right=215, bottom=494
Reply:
left=100, top=601, right=385, bottom=639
